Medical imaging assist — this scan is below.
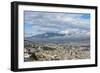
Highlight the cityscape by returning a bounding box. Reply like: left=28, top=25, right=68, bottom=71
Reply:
left=24, top=11, right=90, bottom=62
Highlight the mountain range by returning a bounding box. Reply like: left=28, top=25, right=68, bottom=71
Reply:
left=25, top=32, right=90, bottom=44
left=31, top=32, right=65, bottom=38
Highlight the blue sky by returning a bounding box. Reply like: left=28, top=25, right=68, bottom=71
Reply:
left=24, top=11, right=90, bottom=38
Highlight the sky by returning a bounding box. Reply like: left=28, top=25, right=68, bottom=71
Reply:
left=24, top=11, right=90, bottom=38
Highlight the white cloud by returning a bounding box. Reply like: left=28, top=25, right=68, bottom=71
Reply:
left=60, top=29, right=79, bottom=35
left=24, top=11, right=90, bottom=37
left=59, top=28, right=90, bottom=38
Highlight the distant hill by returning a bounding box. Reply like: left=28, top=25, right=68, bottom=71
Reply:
left=25, top=32, right=90, bottom=45
left=31, top=32, right=65, bottom=38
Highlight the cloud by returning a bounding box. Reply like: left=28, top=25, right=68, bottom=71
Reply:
left=59, top=28, right=90, bottom=38
left=24, top=11, right=90, bottom=37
